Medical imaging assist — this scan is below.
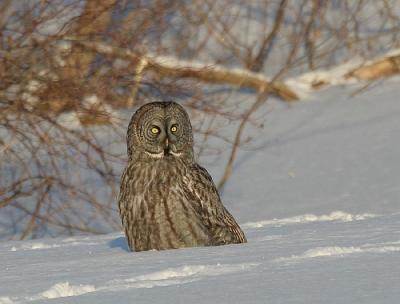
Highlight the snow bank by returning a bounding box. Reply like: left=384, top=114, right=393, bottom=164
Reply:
left=277, top=244, right=400, bottom=263
left=39, top=282, right=96, bottom=299
left=242, top=211, right=377, bottom=228
left=106, top=263, right=257, bottom=290
left=0, top=297, right=13, bottom=304
left=1, top=213, right=399, bottom=303
left=9, top=241, right=100, bottom=252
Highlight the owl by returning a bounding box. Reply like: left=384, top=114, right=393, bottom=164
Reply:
left=118, top=101, right=246, bottom=252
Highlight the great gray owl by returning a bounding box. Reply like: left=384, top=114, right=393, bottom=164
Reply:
left=118, top=101, right=246, bottom=252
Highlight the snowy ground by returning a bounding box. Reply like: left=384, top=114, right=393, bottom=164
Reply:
left=1, top=212, right=399, bottom=303
left=1, top=77, right=400, bottom=303
left=213, top=77, right=400, bottom=222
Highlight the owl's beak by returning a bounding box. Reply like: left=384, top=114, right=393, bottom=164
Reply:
left=163, top=137, right=170, bottom=155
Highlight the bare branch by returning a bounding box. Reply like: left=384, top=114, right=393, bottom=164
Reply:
left=66, top=39, right=299, bottom=101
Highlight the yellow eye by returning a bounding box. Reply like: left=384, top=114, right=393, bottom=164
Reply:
left=151, top=127, right=160, bottom=134
left=171, top=125, right=177, bottom=133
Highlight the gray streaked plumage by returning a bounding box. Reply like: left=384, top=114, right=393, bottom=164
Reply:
left=118, top=101, right=246, bottom=252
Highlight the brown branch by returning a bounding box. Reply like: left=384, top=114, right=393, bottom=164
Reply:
left=65, top=39, right=299, bottom=101
left=345, top=54, right=400, bottom=81
left=20, top=178, right=53, bottom=240
left=0, top=0, right=13, bottom=30
left=249, top=0, right=288, bottom=72
left=63, top=0, right=118, bottom=80
left=217, top=89, right=270, bottom=190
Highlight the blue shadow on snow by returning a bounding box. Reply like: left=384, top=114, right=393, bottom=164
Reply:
left=109, top=236, right=130, bottom=252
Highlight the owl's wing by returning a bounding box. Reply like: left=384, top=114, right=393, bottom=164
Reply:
left=184, top=164, right=247, bottom=245
left=117, top=164, right=141, bottom=251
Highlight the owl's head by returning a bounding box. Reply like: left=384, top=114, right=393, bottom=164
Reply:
left=127, top=101, right=194, bottom=161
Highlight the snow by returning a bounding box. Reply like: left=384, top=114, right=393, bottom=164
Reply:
left=149, top=53, right=274, bottom=84
left=56, top=111, right=84, bottom=129
left=1, top=1, right=400, bottom=301
left=285, top=48, right=400, bottom=98
left=277, top=244, right=400, bottom=263
left=285, top=59, right=362, bottom=97
left=242, top=211, right=378, bottom=229
left=218, top=80, right=400, bottom=223
left=39, top=282, right=95, bottom=300
left=1, top=50, right=400, bottom=304
left=1, top=212, right=399, bottom=303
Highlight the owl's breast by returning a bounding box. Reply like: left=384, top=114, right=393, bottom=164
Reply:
left=132, top=159, right=188, bottom=208
left=128, top=160, right=208, bottom=250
